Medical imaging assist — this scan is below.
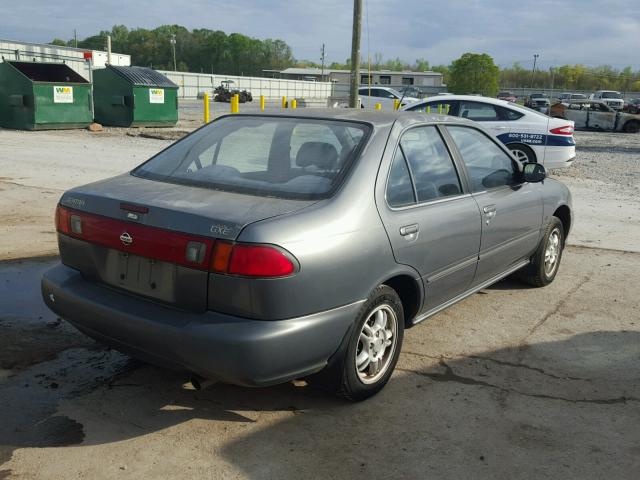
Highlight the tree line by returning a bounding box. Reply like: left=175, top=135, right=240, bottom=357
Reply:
left=51, top=25, right=295, bottom=76
left=50, top=25, right=640, bottom=93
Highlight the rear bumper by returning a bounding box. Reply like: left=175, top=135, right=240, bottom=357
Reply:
left=540, top=145, right=576, bottom=169
left=41, top=263, right=361, bottom=387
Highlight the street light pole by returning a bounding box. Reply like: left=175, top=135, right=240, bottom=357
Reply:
left=170, top=34, right=177, bottom=71
left=530, top=53, right=539, bottom=88
left=348, top=0, right=362, bottom=108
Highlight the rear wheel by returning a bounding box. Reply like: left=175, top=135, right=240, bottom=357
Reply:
left=509, top=144, right=536, bottom=163
left=308, top=285, right=404, bottom=401
left=517, top=217, right=564, bottom=287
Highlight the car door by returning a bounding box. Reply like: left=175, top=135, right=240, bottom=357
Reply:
left=444, top=125, right=543, bottom=286
left=377, top=125, right=482, bottom=313
left=586, top=104, right=617, bottom=130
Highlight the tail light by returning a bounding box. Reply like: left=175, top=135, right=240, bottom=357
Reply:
left=211, top=241, right=296, bottom=278
left=55, top=205, right=297, bottom=277
left=549, top=125, right=574, bottom=135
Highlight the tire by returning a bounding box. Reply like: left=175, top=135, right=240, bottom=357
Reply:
left=623, top=121, right=640, bottom=133
left=517, top=217, right=564, bottom=287
left=308, top=285, right=404, bottom=401
left=509, top=144, right=536, bottom=164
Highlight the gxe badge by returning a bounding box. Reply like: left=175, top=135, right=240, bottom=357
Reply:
left=120, top=232, right=133, bottom=246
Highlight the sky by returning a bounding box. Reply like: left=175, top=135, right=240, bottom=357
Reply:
left=1, top=0, right=639, bottom=69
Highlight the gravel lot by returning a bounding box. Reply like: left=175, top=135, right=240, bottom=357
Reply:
left=0, top=117, right=639, bottom=479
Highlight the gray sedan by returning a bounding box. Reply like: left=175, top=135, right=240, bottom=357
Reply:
left=42, top=110, right=572, bottom=401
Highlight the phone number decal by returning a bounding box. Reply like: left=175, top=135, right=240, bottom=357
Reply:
left=505, top=132, right=545, bottom=144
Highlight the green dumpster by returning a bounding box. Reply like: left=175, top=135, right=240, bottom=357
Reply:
left=93, top=66, right=178, bottom=127
left=0, top=61, right=92, bottom=130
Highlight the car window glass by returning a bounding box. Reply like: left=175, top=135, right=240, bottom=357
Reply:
left=459, top=101, right=499, bottom=121
left=133, top=117, right=369, bottom=200
left=290, top=123, right=344, bottom=168
left=386, top=148, right=416, bottom=207
left=497, top=106, right=524, bottom=121
left=399, top=126, right=462, bottom=202
left=216, top=123, right=276, bottom=173
left=447, top=126, right=517, bottom=192
left=407, top=101, right=453, bottom=115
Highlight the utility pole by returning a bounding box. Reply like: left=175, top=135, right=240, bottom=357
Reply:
left=170, top=34, right=177, bottom=71
left=74, top=29, right=77, bottom=48
left=530, top=53, right=539, bottom=88
left=348, top=0, right=362, bottom=108
left=320, top=43, right=326, bottom=80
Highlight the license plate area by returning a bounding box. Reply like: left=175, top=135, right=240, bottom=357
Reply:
left=104, top=251, right=177, bottom=303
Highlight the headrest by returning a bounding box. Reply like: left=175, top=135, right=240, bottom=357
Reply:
left=296, top=142, right=338, bottom=171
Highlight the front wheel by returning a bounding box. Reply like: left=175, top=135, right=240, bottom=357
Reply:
left=623, top=121, right=640, bottom=133
left=517, top=217, right=564, bottom=287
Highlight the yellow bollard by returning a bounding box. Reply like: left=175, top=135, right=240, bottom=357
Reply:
left=438, top=104, right=442, bottom=114
left=203, top=93, right=210, bottom=123
left=231, top=94, right=239, bottom=113
left=394, top=99, right=400, bottom=110
left=260, top=95, right=265, bottom=112
left=291, top=99, right=297, bottom=109
left=374, top=103, right=382, bottom=110
left=282, top=96, right=287, bottom=108
left=445, top=104, right=450, bottom=114
left=426, top=105, right=431, bottom=113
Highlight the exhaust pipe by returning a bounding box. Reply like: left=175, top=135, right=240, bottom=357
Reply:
left=190, top=376, right=216, bottom=391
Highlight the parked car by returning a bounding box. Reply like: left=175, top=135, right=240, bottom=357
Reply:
left=358, top=86, right=419, bottom=109
left=41, top=111, right=572, bottom=401
left=525, top=93, right=551, bottom=112
left=623, top=98, right=640, bottom=114
left=559, top=93, right=588, bottom=103
left=589, top=90, right=624, bottom=110
left=402, top=95, right=576, bottom=168
left=550, top=100, right=640, bottom=133
left=497, top=91, right=517, bottom=102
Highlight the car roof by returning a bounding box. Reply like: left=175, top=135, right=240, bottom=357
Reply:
left=406, top=94, right=517, bottom=108
left=224, top=108, right=478, bottom=129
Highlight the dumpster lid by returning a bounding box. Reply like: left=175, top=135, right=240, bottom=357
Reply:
left=107, top=65, right=177, bottom=88
left=8, top=61, right=89, bottom=83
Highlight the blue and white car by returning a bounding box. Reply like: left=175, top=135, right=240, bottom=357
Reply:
left=402, top=95, right=576, bottom=169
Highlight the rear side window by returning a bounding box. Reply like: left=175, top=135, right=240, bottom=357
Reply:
left=459, top=101, right=499, bottom=121
left=447, top=126, right=518, bottom=192
left=386, top=149, right=415, bottom=207
left=133, top=116, right=369, bottom=200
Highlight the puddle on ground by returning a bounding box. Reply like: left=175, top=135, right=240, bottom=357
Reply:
left=0, top=258, right=139, bottom=463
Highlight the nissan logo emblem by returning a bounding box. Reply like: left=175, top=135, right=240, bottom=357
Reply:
left=120, top=232, right=133, bottom=246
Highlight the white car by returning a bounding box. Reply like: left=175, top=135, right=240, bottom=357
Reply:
left=402, top=95, right=576, bottom=169
left=358, top=86, right=419, bottom=109
left=589, top=90, right=624, bottom=111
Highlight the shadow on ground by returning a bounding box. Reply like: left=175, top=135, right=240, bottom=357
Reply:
left=1, top=257, right=639, bottom=479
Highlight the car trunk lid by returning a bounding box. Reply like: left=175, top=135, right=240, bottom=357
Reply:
left=57, top=174, right=316, bottom=311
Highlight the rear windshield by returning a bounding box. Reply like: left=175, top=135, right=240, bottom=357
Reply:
left=133, top=116, right=369, bottom=199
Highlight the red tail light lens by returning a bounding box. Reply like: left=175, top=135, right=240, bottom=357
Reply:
left=549, top=125, right=574, bottom=135
left=228, top=244, right=296, bottom=277
left=210, top=241, right=297, bottom=277
left=55, top=205, right=72, bottom=235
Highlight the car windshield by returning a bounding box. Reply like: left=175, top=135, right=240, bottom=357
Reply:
left=133, top=116, right=370, bottom=200
left=531, top=94, right=547, bottom=98
left=602, top=92, right=622, bottom=99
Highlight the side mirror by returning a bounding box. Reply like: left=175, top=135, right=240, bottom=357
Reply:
left=522, top=162, right=546, bottom=183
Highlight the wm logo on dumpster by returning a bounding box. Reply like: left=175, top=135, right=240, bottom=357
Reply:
left=53, top=85, right=74, bottom=103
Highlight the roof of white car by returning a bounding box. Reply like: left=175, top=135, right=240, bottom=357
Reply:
left=410, top=94, right=514, bottom=107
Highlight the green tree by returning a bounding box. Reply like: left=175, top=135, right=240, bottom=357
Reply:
left=49, top=38, right=68, bottom=47
left=448, top=53, right=499, bottom=96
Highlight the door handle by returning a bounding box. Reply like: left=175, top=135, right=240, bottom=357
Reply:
left=482, top=205, right=497, bottom=220
left=400, top=224, right=419, bottom=236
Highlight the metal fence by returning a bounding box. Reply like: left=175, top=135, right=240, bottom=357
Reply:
left=158, top=71, right=333, bottom=101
